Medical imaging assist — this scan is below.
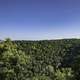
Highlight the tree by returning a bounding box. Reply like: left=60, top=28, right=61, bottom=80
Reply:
left=32, top=75, right=51, bottom=80
left=54, top=68, right=73, bottom=80
left=72, top=55, right=80, bottom=80
left=0, top=38, right=30, bottom=80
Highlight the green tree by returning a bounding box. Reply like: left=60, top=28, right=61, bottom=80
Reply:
left=55, top=68, right=73, bottom=80
left=32, top=75, right=51, bottom=80
left=72, top=55, right=80, bottom=80
left=0, top=38, right=30, bottom=80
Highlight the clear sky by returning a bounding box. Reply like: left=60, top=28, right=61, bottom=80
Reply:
left=0, top=0, right=80, bottom=40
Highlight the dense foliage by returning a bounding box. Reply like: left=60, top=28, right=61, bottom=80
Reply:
left=0, top=38, right=80, bottom=80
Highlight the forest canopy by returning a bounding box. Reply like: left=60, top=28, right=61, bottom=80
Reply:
left=0, top=38, right=80, bottom=80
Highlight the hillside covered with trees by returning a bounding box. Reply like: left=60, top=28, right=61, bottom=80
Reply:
left=0, top=38, right=80, bottom=80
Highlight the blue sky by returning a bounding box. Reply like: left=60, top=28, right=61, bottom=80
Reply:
left=0, top=0, right=80, bottom=40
